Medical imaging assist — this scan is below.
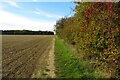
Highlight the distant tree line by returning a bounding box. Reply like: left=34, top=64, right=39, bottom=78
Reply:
left=1, top=30, right=54, bottom=35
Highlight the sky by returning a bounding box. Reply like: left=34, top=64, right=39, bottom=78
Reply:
left=0, top=1, right=76, bottom=31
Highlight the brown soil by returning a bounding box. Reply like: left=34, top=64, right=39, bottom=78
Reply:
left=32, top=37, right=56, bottom=78
left=2, top=35, right=55, bottom=78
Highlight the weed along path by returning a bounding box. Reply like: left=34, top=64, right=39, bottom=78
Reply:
left=31, top=36, right=56, bottom=78
left=54, top=37, right=104, bottom=78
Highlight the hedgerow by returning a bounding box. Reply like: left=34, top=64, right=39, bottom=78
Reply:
left=55, top=2, right=120, bottom=78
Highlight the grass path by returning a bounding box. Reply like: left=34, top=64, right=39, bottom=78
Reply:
left=55, top=37, right=104, bottom=78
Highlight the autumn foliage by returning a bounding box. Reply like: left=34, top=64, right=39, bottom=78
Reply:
left=55, top=2, right=120, bottom=78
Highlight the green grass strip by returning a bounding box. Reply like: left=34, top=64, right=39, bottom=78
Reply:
left=55, top=37, right=104, bottom=79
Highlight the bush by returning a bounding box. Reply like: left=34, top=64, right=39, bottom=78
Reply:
left=55, top=2, right=120, bottom=78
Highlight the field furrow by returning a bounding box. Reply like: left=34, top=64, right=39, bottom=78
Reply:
left=2, top=38, right=45, bottom=67
left=2, top=35, right=54, bottom=78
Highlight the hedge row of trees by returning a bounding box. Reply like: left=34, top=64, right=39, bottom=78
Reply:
left=55, top=2, right=120, bottom=78
left=1, top=30, right=54, bottom=35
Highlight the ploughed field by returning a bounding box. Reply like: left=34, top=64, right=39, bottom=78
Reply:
left=2, top=35, right=54, bottom=78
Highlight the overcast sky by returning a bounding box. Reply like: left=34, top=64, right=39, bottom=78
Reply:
left=0, top=1, right=76, bottom=31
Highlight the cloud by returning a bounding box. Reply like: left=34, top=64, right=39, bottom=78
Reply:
left=34, top=8, right=62, bottom=18
left=34, top=11, right=41, bottom=15
left=0, top=5, right=2, bottom=9
left=7, top=1, right=22, bottom=9
left=33, top=0, right=37, bottom=2
left=0, top=0, right=73, bottom=2
left=0, top=3, right=4, bottom=10
left=0, top=9, right=55, bottom=31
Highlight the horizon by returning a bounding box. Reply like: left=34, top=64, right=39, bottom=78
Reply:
left=0, top=1, right=76, bottom=31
